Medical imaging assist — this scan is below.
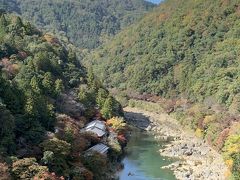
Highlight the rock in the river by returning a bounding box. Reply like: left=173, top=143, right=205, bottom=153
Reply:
left=124, top=107, right=228, bottom=180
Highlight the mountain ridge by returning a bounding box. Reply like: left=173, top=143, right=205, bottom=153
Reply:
left=1, top=0, right=155, bottom=49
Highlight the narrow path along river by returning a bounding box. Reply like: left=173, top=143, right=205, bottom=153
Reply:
left=117, top=128, right=176, bottom=180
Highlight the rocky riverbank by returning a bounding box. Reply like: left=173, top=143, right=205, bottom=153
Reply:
left=124, top=107, right=228, bottom=180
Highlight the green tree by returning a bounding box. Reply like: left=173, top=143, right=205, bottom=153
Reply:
left=24, top=93, right=37, bottom=117
left=87, top=68, right=97, bottom=92
left=30, top=76, right=41, bottom=94
left=24, top=21, right=34, bottom=35
left=78, top=86, right=87, bottom=104
left=55, top=79, right=64, bottom=95
left=0, top=14, right=7, bottom=35
left=40, top=138, right=71, bottom=156
left=40, top=138, right=71, bottom=176
left=101, top=96, right=114, bottom=119
left=13, top=16, right=24, bottom=30
left=41, top=151, right=54, bottom=165
left=232, top=153, right=240, bottom=179
left=96, top=88, right=108, bottom=108
left=0, top=103, right=15, bottom=153
left=42, top=72, right=54, bottom=96
left=83, top=153, right=108, bottom=180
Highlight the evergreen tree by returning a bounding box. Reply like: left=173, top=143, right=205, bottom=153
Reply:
left=96, top=88, right=108, bottom=109
left=14, top=16, right=23, bottom=29
left=24, top=21, right=34, bottom=35
left=78, top=86, right=87, bottom=105
left=30, top=76, right=41, bottom=94
left=42, top=72, right=54, bottom=96
left=101, top=96, right=113, bottom=119
left=24, top=94, right=37, bottom=117
left=55, top=79, right=64, bottom=95
left=67, top=49, right=77, bottom=64
left=0, top=14, right=7, bottom=41
left=87, top=68, right=97, bottom=92
left=0, top=68, right=5, bottom=94
left=0, top=14, right=7, bottom=30
left=0, top=103, right=15, bottom=153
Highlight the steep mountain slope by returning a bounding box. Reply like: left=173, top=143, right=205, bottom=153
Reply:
left=87, top=0, right=240, bottom=106
left=1, top=0, right=154, bottom=49
left=86, top=1, right=240, bottom=178
left=0, top=13, right=123, bottom=179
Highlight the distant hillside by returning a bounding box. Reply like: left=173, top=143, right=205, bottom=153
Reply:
left=87, top=0, right=240, bottom=107
left=1, top=0, right=154, bottom=49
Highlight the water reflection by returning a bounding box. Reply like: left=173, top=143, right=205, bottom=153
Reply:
left=118, top=129, right=176, bottom=180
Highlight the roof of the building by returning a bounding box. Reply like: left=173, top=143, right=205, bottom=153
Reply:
left=87, top=143, right=109, bottom=154
left=83, top=120, right=106, bottom=137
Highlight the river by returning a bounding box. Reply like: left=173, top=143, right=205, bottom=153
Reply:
left=117, top=128, right=176, bottom=180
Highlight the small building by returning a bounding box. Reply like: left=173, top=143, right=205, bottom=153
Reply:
left=86, top=143, right=109, bottom=155
left=83, top=120, right=107, bottom=137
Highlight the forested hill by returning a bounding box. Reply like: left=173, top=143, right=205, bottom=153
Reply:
left=87, top=0, right=240, bottom=108
left=86, top=1, right=240, bottom=178
left=1, top=0, right=155, bottom=49
left=0, top=13, right=123, bottom=179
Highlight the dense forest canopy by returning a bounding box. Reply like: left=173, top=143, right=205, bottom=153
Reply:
left=86, top=0, right=240, bottom=108
left=1, top=0, right=155, bottom=49
left=0, top=13, right=123, bottom=179
left=0, top=11, right=84, bottom=150
left=1, top=0, right=240, bottom=179
left=85, top=1, right=240, bottom=178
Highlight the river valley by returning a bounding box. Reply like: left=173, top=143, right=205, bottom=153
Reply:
left=118, top=128, right=176, bottom=180
left=120, top=106, right=228, bottom=180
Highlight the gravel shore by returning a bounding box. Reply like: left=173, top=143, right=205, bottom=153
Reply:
left=124, top=107, right=228, bottom=180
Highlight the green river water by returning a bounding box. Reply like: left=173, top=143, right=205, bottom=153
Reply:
left=117, top=129, right=177, bottom=180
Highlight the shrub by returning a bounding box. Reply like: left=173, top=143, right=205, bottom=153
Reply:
left=106, top=117, right=126, bottom=133
left=223, top=135, right=240, bottom=179
left=128, top=99, right=164, bottom=113
left=205, top=124, right=220, bottom=145
left=12, top=158, right=48, bottom=180
left=232, top=153, right=240, bottom=179
left=223, top=135, right=240, bottom=158
left=41, top=138, right=71, bottom=156
left=108, top=138, right=122, bottom=157
left=40, top=138, right=71, bottom=176
left=82, top=153, right=108, bottom=180
left=195, top=128, right=203, bottom=138
left=34, top=172, right=64, bottom=180
left=203, top=115, right=217, bottom=127
left=70, top=167, right=93, bottom=180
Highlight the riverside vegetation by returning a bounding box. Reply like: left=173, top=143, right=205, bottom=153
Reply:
left=124, top=105, right=227, bottom=180
left=1, top=0, right=240, bottom=179
left=124, top=97, right=240, bottom=179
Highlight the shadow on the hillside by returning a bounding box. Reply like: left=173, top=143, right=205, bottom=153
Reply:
left=124, top=111, right=151, bottom=129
